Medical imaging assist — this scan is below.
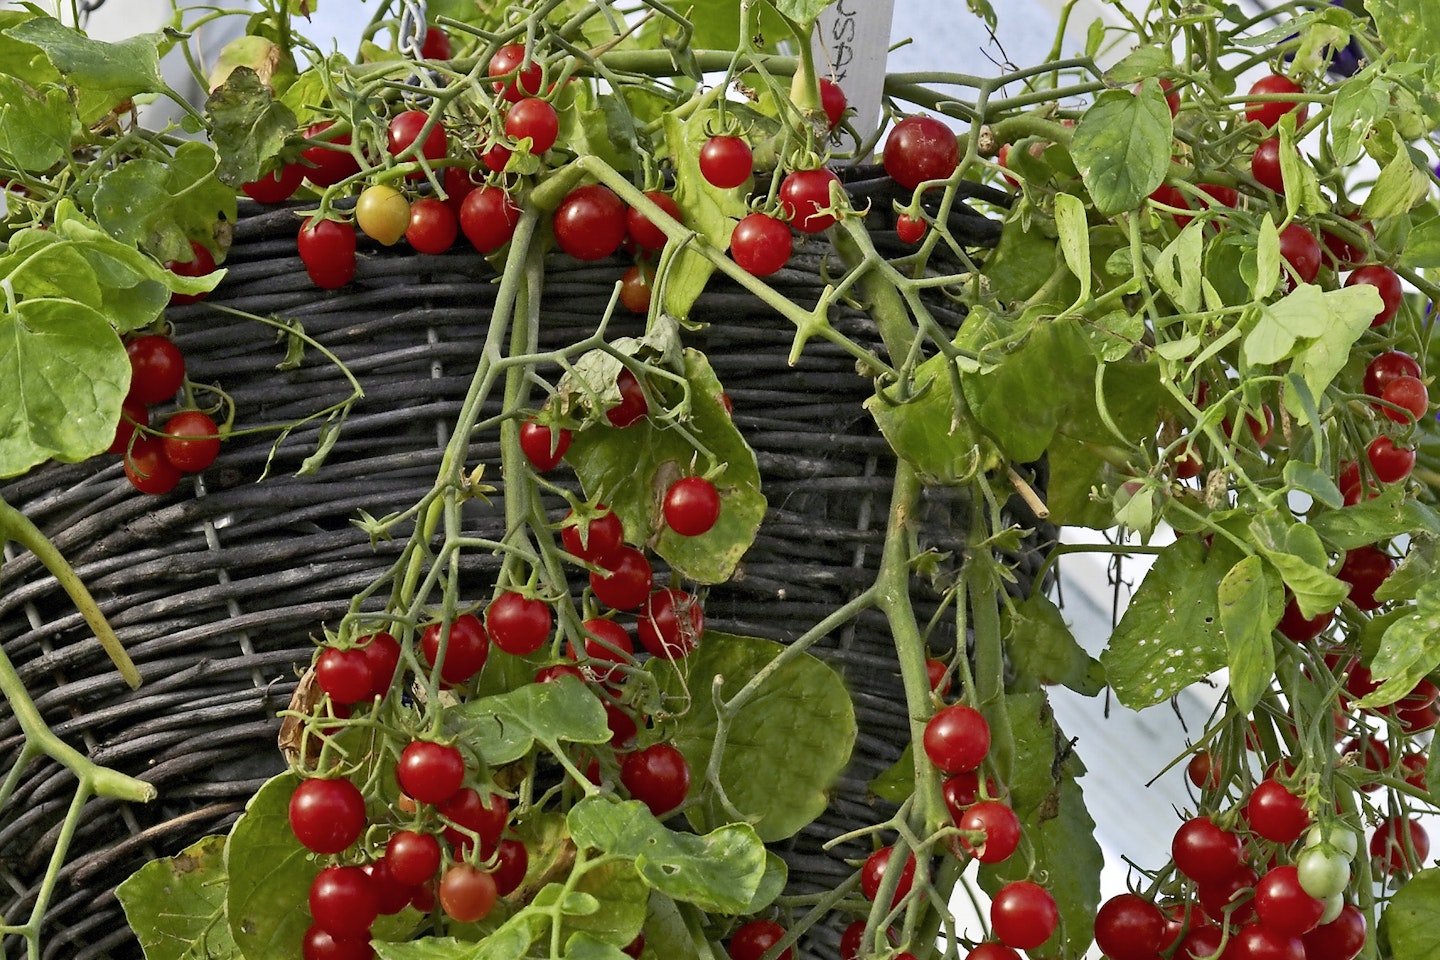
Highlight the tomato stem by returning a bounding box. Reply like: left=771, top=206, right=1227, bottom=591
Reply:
left=0, top=496, right=141, bottom=689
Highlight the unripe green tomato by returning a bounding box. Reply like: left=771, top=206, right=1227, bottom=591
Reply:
left=1296, top=844, right=1351, bottom=899
left=1305, top=822, right=1359, bottom=859
left=356, top=183, right=411, bottom=246
left=1319, top=892, right=1347, bottom=926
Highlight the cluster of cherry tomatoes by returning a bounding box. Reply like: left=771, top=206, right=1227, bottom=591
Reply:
left=112, top=324, right=222, bottom=495
left=283, top=330, right=748, bottom=957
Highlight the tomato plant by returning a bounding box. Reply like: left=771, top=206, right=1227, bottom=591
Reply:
left=778, top=167, right=842, bottom=233
left=21, top=4, right=1440, bottom=960
left=438, top=864, right=498, bottom=923
left=663, top=476, right=721, bottom=536
left=621, top=743, right=690, bottom=816
left=395, top=740, right=466, bottom=806
left=288, top=778, right=366, bottom=855
left=297, top=217, right=358, bottom=289
left=1245, top=73, right=1308, bottom=129
left=242, top=162, right=304, bottom=203
left=860, top=846, right=916, bottom=907
left=158, top=410, right=222, bottom=473
left=459, top=185, right=521, bottom=254
left=315, top=647, right=374, bottom=705
left=883, top=115, right=959, bottom=189
left=923, top=704, right=990, bottom=774
left=504, top=97, right=559, bottom=155
left=387, top=109, right=448, bottom=168
left=518, top=418, right=572, bottom=471
left=990, top=881, right=1058, bottom=950
left=485, top=591, right=553, bottom=656
left=406, top=196, right=459, bottom=254
left=560, top=504, right=624, bottom=563
left=488, top=43, right=543, bottom=102
left=419, top=614, right=490, bottom=685
left=383, top=830, right=441, bottom=887
left=1093, top=893, right=1165, bottom=960
left=125, top=335, right=185, bottom=405
left=730, top=212, right=792, bottom=276
left=553, top=184, right=628, bottom=261
left=356, top=183, right=411, bottom=245
left=309, top=865, right=379, bottom=938
left=728, top=919, right=793, bottom=960
left=699, top=136, right=753, bottom=189
left=636, top=587, right=704, bottom=660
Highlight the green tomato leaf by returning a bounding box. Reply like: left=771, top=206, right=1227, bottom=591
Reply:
left=1285, top=285, right=1386, bottom=420
left=978, top=692, right=1100, bottom=960
left=1284, top=461, right=1344, bottom=510
left=1243, top=284, right=1330, bottom=366
left=93, top=141, right=238, bottom=261
left=961, top=317, right=1097, bottom=463
left=681, top=0, right=789, bottom=50
left=1329, top=75, right=1390, bottom=167
left=117, top=835, right=239, bottom=960
left=559, top=83, right=631, bottom=174
left=649, top=632, right=855, bottom=842
left=1054, top=191, right=1092, bottom=311
left=1218, top=555, right=1283, bottom=713
left=1276, top=119, right=1329, bottom=219
left=225, top=772, right=316, bottom=958
left=1358, top=580, right=1440, bottom=708
left=5, top=16, right=171, bottom=124
left=563, top=933, right=632, bottom=960
left=50, top=202, right=221, bottom=325
left=1309, top=487, right=1440, bottom=549
left=1002, top=591, right=1105, bottom=696
left=375, top=938, right=495, bottom=959
left=1101, top=536, right=1235, bottom=709
left=206, top=66, right=299, bottom=187
left=1255, top=216, right=1281, bottom=300
left=1362, top=127, right=1433, bottom=219
left=0, top=297, right=128, bottom=478
left=1105, top=45, right=1173, bottom=83
left=1401, top=211, right=1440, bottom=269
left=981, top=205, right=1065, bottom=304
left=564, top=349, right=764, bottom=584
left=1380, top=868, right=1440, bottom=959
left=864, top=340, right=1002, bottom=485
left=0, top=76, right=74, bottom=171
left=868, top=742, right=916, bottom=804
left=742, top=852, right=789, bottom=914
left=0, top=11, right=61, bottom=87
left=1248, top=511, right=1350, bottom=619
left=1375, top=536, right=1439, bottom=605
left=567, top=795, right=766, bottom=914
left=1153, top=221, right=1205, bottom=314
left=1366, top=0, right=1440, bottom=63
left=449, top=673, right=611, bottom=766
left=1071, top=85, right=1172, bottom=216
left=772, top=0, right=836, bottom=24
left=564, top=859, right=648, bottom=947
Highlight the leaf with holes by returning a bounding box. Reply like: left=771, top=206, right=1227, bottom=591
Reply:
left=648, top=632, right=855, bottom=842
left=1101, top=536, right=1236, bottom=708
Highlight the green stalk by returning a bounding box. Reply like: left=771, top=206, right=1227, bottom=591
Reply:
left=0, top=641, right=153, bottom=803
left=0, top=496, right=140, bottom=688
left=873, top=460, right=947, bottom=834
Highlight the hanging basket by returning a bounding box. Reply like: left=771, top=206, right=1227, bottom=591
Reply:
left=0, top=170, right=1051, bottom=960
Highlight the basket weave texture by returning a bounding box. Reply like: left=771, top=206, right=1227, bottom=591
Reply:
left=0, top=176, right=1050, bottom=959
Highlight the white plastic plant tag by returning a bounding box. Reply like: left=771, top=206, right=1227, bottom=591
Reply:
left=811, top=0, right=897, bottom=151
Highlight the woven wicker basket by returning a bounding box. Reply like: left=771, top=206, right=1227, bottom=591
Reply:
left=0, top=169, right=1050, bottom=959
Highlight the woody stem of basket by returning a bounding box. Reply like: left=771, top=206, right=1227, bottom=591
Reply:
left=0, top=496, right=140, bottom=689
